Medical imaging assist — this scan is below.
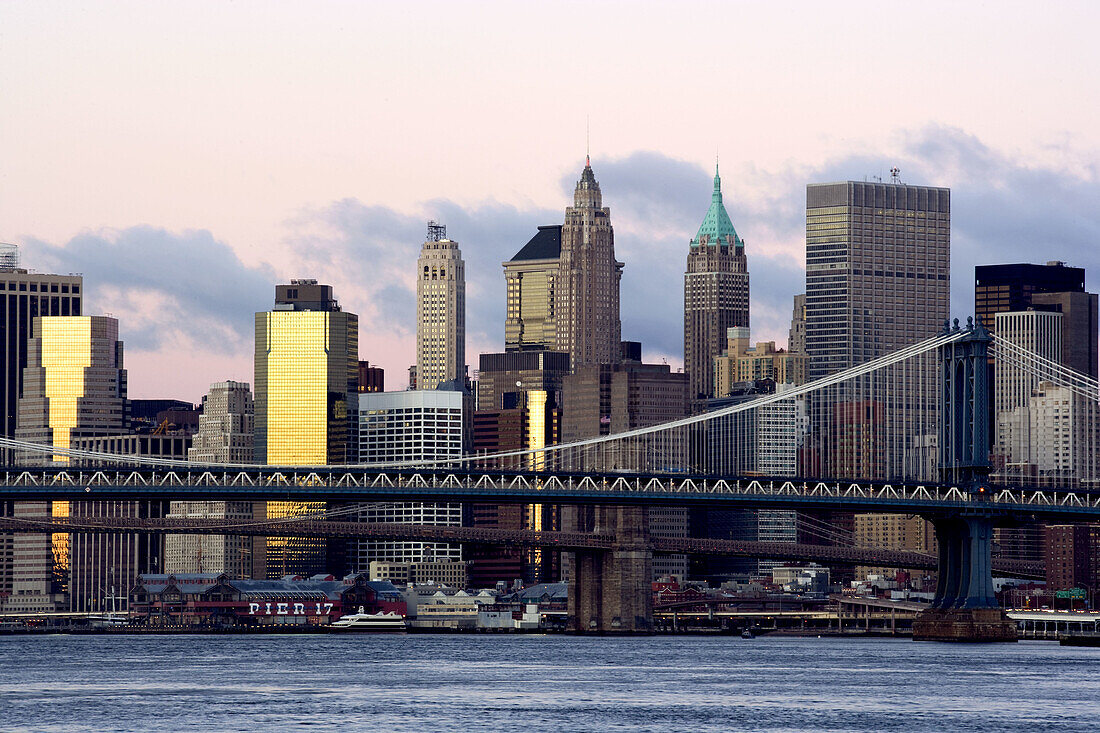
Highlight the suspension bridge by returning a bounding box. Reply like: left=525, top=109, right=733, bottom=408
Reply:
left=2, top=319, right=1098, bottom=638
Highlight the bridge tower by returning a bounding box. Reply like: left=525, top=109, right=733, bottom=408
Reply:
left=914, top=317, right=1016, bottom=642
left=564, top=505, right=653, bottom=633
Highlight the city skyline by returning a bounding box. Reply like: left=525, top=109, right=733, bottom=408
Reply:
left=4, top=3, right=1100, bottom=401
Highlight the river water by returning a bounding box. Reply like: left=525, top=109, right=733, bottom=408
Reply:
left=0, top=634, right=1097, bottom=732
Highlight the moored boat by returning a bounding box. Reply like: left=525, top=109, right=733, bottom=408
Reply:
left=328, top=607, right=407, bottom=632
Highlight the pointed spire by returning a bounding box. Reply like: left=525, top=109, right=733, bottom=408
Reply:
left=692, top=159, right=740, bottom=248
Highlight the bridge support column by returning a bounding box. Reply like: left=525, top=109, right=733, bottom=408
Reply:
left=564, top=505, right=652, bottom=633
left=913, top=516, right=1016, bottom=642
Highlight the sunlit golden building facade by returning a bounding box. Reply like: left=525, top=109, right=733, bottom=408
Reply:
left=503, top=225, right=562, bottom=352
left=254, top=281, right=358, bottom=578
left=4, top=316, right=126, bottom=613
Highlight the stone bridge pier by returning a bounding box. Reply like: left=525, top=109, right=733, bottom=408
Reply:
left=913, top=515, right=1016, bottom=642
left=913, top=318, right=1016, bottom=642
left=563, top=504, right=652, bottom=633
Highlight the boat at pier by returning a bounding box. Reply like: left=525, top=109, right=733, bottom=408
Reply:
left=328, top=607, right=407, bottom=632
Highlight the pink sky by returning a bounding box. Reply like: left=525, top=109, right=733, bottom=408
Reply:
left=2, top=2, right=1099, bottom=400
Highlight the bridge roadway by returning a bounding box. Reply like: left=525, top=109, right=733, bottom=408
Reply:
left=0, top=515, right=1045, bottom=580
left=2, top=465, right=1100, bottom=520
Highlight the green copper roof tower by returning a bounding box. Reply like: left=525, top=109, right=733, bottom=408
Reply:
left=684, top=158, right=749, bottom=403
left=692, top=164, right=742, bottom=247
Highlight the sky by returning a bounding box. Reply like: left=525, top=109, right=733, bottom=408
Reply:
left=2, top=1, right=1100, bottom=401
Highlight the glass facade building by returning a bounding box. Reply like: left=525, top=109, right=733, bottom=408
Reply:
left=254, top=282, right=358, bottom=578
left=354, top=390, right=464, bottom=568
left=4, top=316, right=126, bottom=613
left=504, top=225, right=562, bottom=352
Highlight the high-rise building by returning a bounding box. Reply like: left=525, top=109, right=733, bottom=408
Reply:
left=993, top=310, right=1064, bottom=564
left=165, top=381, right=258, bottom=579
left=254, top=280, right=357, bottom=577
left=556, top=158, right=623, bottom=370
left=353, top=390, right=464, bottom=582
left=65, top=434, right=186, bottom=613
left=805, top=181, right=950, bottom=381
left=974, top=261, right=1085, bottom=338
left=357, top=361, right=385, bottom=393
left=788, top=294, right=807, bottom=355
left=473, top=350, right=570, bottom=585
left=1031, top=291, right=1099, bottom=379
left=560, top=350, right=690, bottom=580
left=1, top=248, right=83, bottom=453
left=0, top=246, right=83, bottom=605
left=4, top=316, right=126, bottom=613
left=994, top=310, right=1063, bottom=421
left=803, top=180, right=949, bottom=579
left=416, top=222, right=466, bottom=391
left=684, top=164, right=749, bottom=402
left=504, top=226, right=562, bottom=352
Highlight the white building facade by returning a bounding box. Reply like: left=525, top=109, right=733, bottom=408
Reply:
left=354, top=390, right=464, bottom=568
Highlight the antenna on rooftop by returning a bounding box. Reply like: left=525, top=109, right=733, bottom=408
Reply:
left=427, top=220, right=447, bottom=242
left=890, top=167, right=902, bottom=184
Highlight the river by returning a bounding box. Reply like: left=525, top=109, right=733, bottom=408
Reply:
left=1, top=634, right=1097, bottom=731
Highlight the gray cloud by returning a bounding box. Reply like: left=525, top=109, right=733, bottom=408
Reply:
left=19, top=129, right=1100, bottom=394
left=21, top=226, right=274, bottom=353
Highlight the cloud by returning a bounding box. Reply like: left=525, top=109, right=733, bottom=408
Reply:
left=20, top=226, right=274, bottom=353
left=278, top=197, right=561, bottom=382
left=17, top=128, right=1100, bottom=398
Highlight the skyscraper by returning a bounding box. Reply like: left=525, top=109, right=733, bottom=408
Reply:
left=5, top=316, right=126, bottom=613
left=503, top=225, right=562, bottom=352
left=684, top=164, right=749, bottom=402
left=805, top=181, right=950, bottom=381
left=1, top=245, right=83, bottom=455
left=254, top=280, right=357, bottom=577
left=803, top=180, right=949, bottom=579
left=167, top=380, right=258, bottom=578
left=416, top=222, right=466, bottom=391
left=556, top=158, right=623, bottom=370
left=974, top=261, right=1086, bottom=338
left=254, top=280, right=358, bottom=465
left=353, top=390, right=464, bottom=580
left=788, top=294, right=806, bottom=355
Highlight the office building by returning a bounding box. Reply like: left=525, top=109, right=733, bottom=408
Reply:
left=803, top=181, right=949, bottom=578
left=974, top=261, right=1085, bottom=338
left=416, top=222, right=466, bottom=391
left=713, top=328, right=807, bottom=398
left=165, top=381, right=258, bottom=578
left=805, top=180, right=950, bottom=381
left=556, top=158, right=623, bottom=369
left=1030, top=291, right=1099, bottom=379
left=66, top=435, right=186, bottom=613
left=358, top=361, right=384, bottom=393
left=254, top=280, right=358, bottom=577
left=504, top=225, right=562, bottom=351
left=0, top=249, right=83, bottom=603
left=560, top=350, right=690, bottom=579
left=5, top=316, right=126, bottom=613
left=473, top=350, right=569, bottom=585
left=994, top=310, right=1063, bottom=425
left=684, top=164, right=749, bottom=402
left=788, top=294, right=806, bottom=355
left=0, top=245, right=83, bottom=454
left=353, top=390, right=464, bottom=571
